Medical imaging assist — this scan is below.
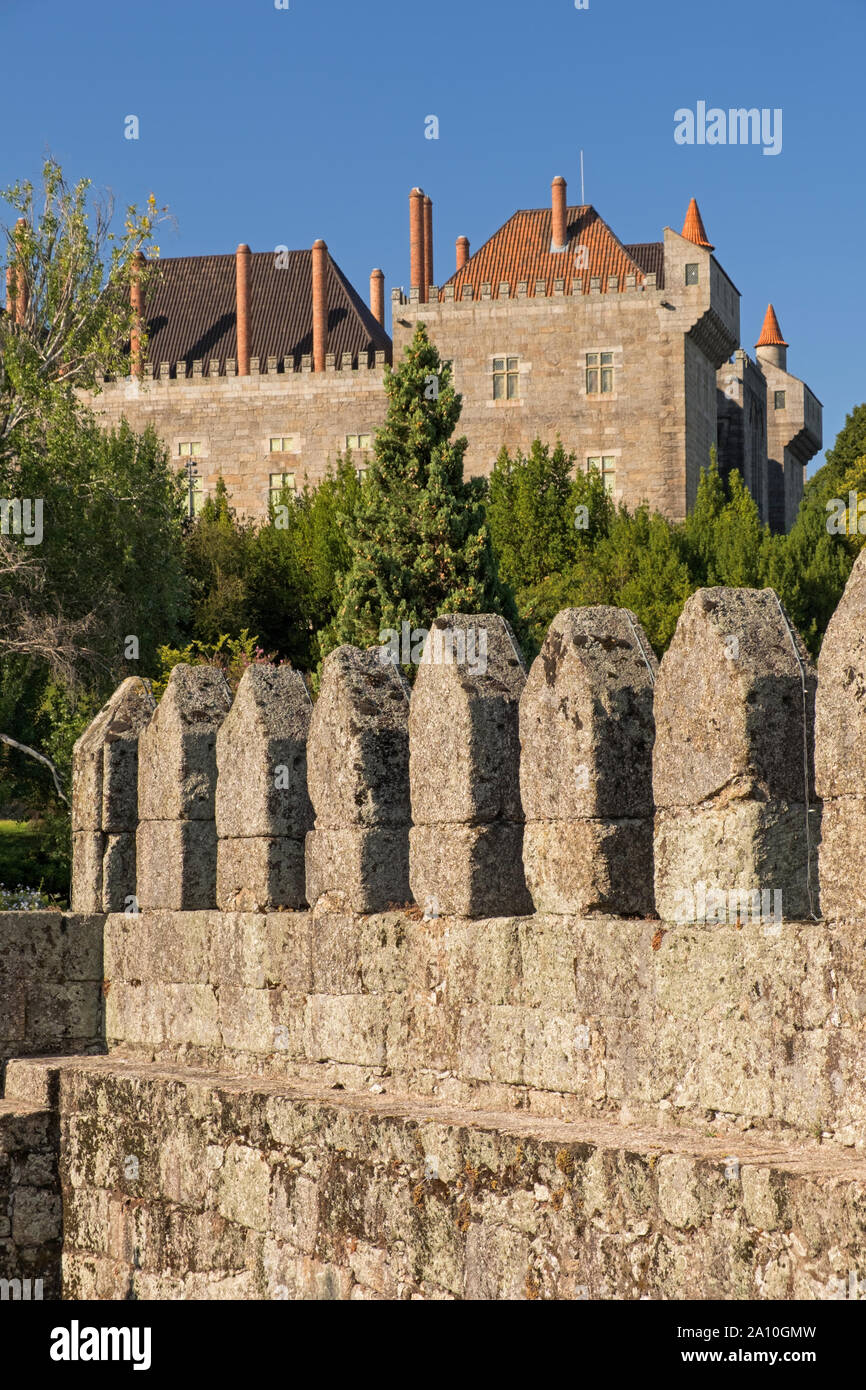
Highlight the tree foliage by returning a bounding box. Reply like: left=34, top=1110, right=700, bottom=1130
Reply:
left=327, top=324, right=512, bottom=653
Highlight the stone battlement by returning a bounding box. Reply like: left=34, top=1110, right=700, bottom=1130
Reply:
left=391, top=275, right=661, bottom=306
left=98, top=348, right=389, bottom=384
left=4, top=560, right=866, bottom=1300
left=69, top=575, right=839, bottom=928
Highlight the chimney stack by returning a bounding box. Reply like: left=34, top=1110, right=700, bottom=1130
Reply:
left=551, top=176, right=568, bottom=253
left=409, top=188, right=425, bottom=300
left=370, top=268, right=385, bottom=326
left=423, top=195, right=434, bottom=299
left=456, top=236, right=470, bottom=272
left=312, top=239, right=328, bottom=372
left=236, top=243, right=252, bottom=376
left=130, top=251, right=145, bottom=379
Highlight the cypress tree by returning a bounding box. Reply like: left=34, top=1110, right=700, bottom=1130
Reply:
left=328, top=323, right=510, bottom=651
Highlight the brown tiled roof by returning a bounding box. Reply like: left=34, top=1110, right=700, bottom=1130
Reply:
left=756, top=303, right=787, bottom=348
left=142, top=250, right=391, bottom=372
left=440, top=206, right=649, bottom=299
left=680, top=198, right=714, bottom=250
left=624, top=243, right=665, bottom=289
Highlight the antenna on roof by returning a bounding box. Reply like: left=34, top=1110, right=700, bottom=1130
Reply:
left=580, top=150, right=585, bottom=205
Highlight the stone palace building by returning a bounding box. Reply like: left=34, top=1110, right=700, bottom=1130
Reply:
left=85, top=176, right=822, bottom=533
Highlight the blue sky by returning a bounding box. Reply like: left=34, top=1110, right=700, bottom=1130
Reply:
left=3, top=0, right=863, bottom=467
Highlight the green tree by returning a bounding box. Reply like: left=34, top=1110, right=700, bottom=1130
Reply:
left=681, top=461, right=769, bottom=589
left=0, top=157, right=165, bottom=445
left=245, top=454, right=363, bottom=669
left=488, top=439, right=593, bottom=589
left=183, top=477, right=253, bottom=645
left=520, top=504, right=692, bottom=656
left=328, top=324, right=511, bottom=652
left=823, top=403, right=866, bottom=482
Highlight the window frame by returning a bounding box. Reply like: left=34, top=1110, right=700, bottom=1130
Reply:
left=587, top=454, right=617, bottom=493
left=269, top=471, right=297, bottom=506
left=586, top=351, right=615, bottom=395
left=492, top=355, right=520, bottom=401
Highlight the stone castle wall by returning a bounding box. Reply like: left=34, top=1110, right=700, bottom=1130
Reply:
left=393, top=232, right=738, bottom=521
left=90, top=357, right=389, bottom=515
left=3, top=559, right=866, bottom=1299
left=89, top=230, right=755, bottom=526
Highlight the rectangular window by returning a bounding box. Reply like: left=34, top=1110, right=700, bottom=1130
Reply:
left=587, top=456, right=617, bottom=493
left=685, top=263, right=699, bottom=286
left=269, top=436, right=297, bottom=453
left=345, top=434, right=373, bottom=452
left=600, top=351, right=614, bottom=393
left=586, top=352, right=615, bottom=394
left=269, top=472, right=297, bottom=505
left=356, top=465, right=368, bottom=483
left=493, top=356, right=519, bottom=400
left=188, top=476, right=204, bottom=518
left=178, top=441, right=202, bottom=457
left=774, top=390, right=786, bottom=409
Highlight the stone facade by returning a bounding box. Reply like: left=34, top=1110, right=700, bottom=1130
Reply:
left=7, top=567, right=866, bottom=1299
left=89, top=359, right=389, bottom=516
left=86, top=182, right=821, bottom=532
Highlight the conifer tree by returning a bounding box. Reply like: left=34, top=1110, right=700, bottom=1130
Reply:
left=328, top=324, right=511, bottom=651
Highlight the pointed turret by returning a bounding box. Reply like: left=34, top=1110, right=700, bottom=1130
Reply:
left=756, top=303, right=788, bottom=369
left=680, top=197, right=714, bottom=250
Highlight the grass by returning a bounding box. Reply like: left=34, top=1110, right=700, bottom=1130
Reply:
left=0, top=818, right=69, bottom=900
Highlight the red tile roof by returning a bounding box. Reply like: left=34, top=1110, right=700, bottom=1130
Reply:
left=755, top=303, right=787, bottom=348
left=680, top=198, right=714, bottom=250
left=142, top=249, right=391, bottom=372
left=439, top=205, right=652, bottom=299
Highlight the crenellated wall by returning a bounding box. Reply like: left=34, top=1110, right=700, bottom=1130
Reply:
left=69, top=588, right=831, bottom=932
left=4, top=564, right=866, bottom=1300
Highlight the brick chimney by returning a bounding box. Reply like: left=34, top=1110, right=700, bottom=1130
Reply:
left=456, top=236, right=470, bottom=271
left=423, top=195, right=434, bottom=298
left=130, top=251, right=145, bottom=379
left=551, top=176, right=568, bottom=253
left=312, top=239, right=328, bottom=372
left=370, top=268, right=385, bottom=326
left=409, top=188, right=425, bottom=300
left=236, top=243, right=252, bottom=376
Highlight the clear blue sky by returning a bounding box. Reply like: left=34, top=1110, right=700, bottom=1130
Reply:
left=3, top=0, right=863, bottom=468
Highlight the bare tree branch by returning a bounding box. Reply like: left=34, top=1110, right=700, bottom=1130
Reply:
left=0, top=733, right=69, bottom=805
